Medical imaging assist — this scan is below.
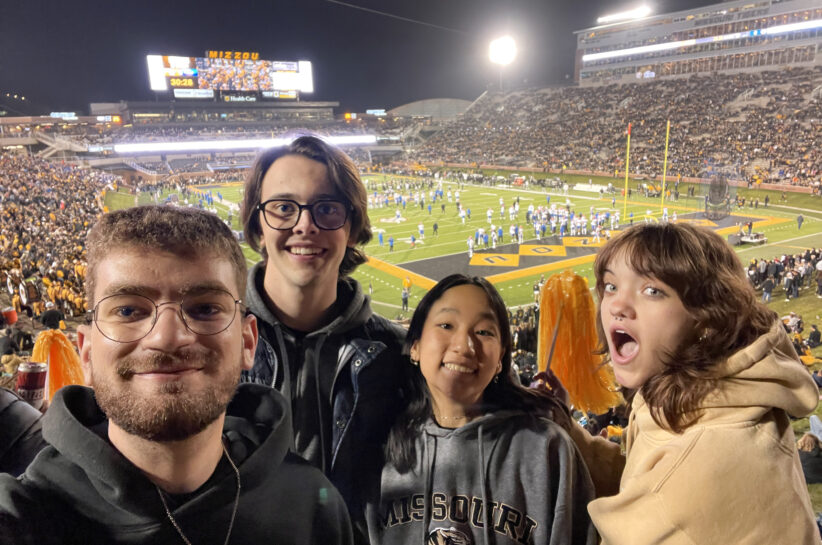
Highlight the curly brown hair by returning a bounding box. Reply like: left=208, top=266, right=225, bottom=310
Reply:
left=593, top=222, right=776, bottom=433
left=240, top=134, right=371, bottom=276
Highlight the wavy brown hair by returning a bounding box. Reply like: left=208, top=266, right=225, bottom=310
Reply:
left=594, top=222, right=776, bottom=433
left=240, top=134, right=371, bottom=276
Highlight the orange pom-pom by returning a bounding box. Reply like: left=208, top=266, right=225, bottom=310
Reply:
left=32, top=329, right=84, bottom=400
left=537, top=270, right=620, bottom=414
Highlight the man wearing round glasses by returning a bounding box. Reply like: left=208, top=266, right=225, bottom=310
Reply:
left=241, top=136, right=406, bottom=536
left=0, top=206, right=352, bottom=544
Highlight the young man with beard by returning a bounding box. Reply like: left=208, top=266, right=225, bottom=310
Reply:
left=240, top=136, right=406, bottom=539
left=0, top=206, right=352, bottom=545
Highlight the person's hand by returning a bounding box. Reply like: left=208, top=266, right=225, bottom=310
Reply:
left=543, top=369, right=570, bottom=407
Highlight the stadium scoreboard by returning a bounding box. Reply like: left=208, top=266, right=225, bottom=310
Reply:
left=146, top=53, right=313, bottom=99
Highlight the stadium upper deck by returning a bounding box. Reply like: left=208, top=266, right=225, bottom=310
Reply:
left=574, top=0, right=822, bottom=85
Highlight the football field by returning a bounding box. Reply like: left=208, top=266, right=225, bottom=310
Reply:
left=105, top=172, right=822, bottom=326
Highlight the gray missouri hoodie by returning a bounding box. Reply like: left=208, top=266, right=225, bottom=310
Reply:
left=366, top=410, right=597, bottom=545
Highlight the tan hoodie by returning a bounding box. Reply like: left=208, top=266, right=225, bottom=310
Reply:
left=589, top=322, right=821, bottom=545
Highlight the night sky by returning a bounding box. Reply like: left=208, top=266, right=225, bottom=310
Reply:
left=2, top=0, right=713, bottom=115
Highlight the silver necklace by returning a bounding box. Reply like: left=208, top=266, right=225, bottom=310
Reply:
left=155, top=441, right=241, bottom=545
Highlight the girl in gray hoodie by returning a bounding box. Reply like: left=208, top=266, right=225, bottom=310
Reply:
left=365, top=274, right=597, bottom=545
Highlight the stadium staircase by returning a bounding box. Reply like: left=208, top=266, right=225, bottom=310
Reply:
left=33, top=131, right=87, bottom=158
left=124, top=160, right=164, bottom=176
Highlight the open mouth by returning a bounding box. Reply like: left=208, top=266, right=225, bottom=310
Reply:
left=611, top=329, right=639, bottom=362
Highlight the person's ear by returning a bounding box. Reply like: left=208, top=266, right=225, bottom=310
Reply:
left=240, top=314, right=258, bottom=371
left=76, top=324, right=94, bottom=386
left=409, top=341, right=420, bottom=363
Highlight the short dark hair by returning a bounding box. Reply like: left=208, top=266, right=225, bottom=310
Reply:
left=85, top=206, right=247, bottom=305
left=387, top=274, right=570, bottom=472
left=240, top=135, right=371, bottom=276
left=593, top=222, right=776, bottom=433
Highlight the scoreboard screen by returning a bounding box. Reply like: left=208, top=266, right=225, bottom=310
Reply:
left=147, top=56, right=198, bottom=91
left=147, top=54, right=313, bottom=94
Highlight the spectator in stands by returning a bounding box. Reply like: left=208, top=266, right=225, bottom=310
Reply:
left=0, top=329, right=17, bottom=356
left=239, top=135, right=406, bottom=538
left=588, top=222, right=819, bottom=544
left=807, top=325, right=821, bottom=349
left=9, top=325, right=33, bottom=353
left=0, top=387, right=47, bottom=477
left=38, top=302, right=64, bottom=330
left=798, top=433, right=822, bottom=485
left=761, top=275, right=774, bottom=303
left=0, top=205, right=353, bottom=543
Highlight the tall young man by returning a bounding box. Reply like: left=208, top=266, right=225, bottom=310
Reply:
left=0, top=206, right=352, bottom=544
left=240, top=136, right=406, bottom=534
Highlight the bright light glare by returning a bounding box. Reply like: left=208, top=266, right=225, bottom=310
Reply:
left=597, top=5, right=652, bottom=24
left=489, top=36, right=517, bottom=66
left=582, top=18, right=822, bottom=62
left=113, top=134, right=377, bottom=154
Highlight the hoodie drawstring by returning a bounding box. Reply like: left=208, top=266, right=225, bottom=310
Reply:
left=421, top=434, right=436, bottom=545
left=313, top=333, right=329, bottom=474
left=478, top=424, right=491, bottom=545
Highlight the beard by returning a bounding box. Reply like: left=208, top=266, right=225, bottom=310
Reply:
left=92, top=348, right=242, bottom=442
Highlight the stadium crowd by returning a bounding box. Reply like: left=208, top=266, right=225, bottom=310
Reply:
left=0, top=154, right=115, bottom=322
left=413, top=67, right=822, bottom=187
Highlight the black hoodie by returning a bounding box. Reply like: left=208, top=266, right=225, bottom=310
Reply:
left=0, top=384, right=353, bottom=545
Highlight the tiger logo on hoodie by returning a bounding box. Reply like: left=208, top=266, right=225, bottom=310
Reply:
left=427, top=527, right=471, bottom=545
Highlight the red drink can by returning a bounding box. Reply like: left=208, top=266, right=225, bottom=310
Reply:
left=16, top=362, right=48, bottom=410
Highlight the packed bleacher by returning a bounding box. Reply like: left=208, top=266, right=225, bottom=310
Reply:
left=411, top=67, right=822, bottom=187
left=0, top=154, right=116, bottom=322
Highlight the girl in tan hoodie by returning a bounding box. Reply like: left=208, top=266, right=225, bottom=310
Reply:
left=587, top=222, right=820, bottom=545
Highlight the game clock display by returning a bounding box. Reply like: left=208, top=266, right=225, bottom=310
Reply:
left=167, top=76, right=197, bottom=88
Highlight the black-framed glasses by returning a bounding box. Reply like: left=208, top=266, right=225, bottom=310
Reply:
left=257, top=198, right=350, bottom=231
left=89, top=290, right=242, bottom=343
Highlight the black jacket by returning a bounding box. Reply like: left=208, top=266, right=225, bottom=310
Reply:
left=241, top=264, right=407, bottom=539
left=0, top=335, right=17, bottom=356
left=0, top=384, right=353, bottom=544
left=0, top=388, right=47, bottom=477
left=39, top=309, right=64, bottom=330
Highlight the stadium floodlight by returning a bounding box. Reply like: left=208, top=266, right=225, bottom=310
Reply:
left=489, top=36, right=517, bottom=66
left=596, top=5, right=652, bottom=24
left=112, top=134, right=378, bottom=154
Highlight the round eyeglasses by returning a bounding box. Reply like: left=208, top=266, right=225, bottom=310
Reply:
left=89, top=290, right=242, bottom=343
left=257, top=198, right=350, bottom=231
